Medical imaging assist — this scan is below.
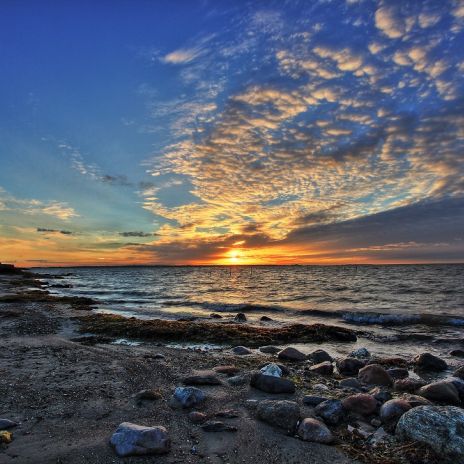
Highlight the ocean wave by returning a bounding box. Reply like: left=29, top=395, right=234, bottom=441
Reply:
left=301, top=308, right=464, bottom=327
left=161, top=300, right=286, bottom=313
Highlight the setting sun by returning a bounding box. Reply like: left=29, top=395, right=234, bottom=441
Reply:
left=228, top=249, right=241, bottom=264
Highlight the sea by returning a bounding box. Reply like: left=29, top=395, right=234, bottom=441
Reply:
left=33, top=264, right=464, bottom=362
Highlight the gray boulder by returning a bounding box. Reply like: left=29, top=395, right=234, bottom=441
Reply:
left=260, top=363, right=282, bottom=377
left=256, top=400, right=300, bottom=433
left=396, top=406, right=464, bottom=463
left=314, top=399, right=345, bottom=425
left=172, top=387, right=206, bottom=408
left=250, top=372, right=295, bottom=394
left=297, top=418, right=334, bottom=444
left=110, top=422, right=170, bottom=457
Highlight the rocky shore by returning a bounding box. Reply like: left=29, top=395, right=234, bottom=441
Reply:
left=0, top=267, right=463, bottom=463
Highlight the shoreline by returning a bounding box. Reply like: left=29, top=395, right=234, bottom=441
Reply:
left=0, top=269, right=461, bottom=463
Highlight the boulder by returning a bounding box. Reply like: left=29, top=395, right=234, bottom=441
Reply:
left=297, top=418, right=334, bottom=444
left=234, top=313, right=247, bottom=322
left=453, top=366, right=464, bottom=379
left=337, top=357, right=365, bottom=376
left=339, top=377, right=363, bottom=391
left=258, top=362, right=290, bottom=376
left=358, top=364, right=392, bottom=387
left=387, top=368, right=409, bottom=380
left=260, top=316, right=273, bottom=322
left=401, top=394, right=432, bottom=408
left=278, top=347, right=306, bottom=362
left=210, top=313, right=222, bottom=319
left=183, top=371, right=222, bottom=386
left=349, top=348, right=371, bottom=359
left=232, top=346, right=252, bottom=355
left=250, top=372, right=295, bottom=394
left=450, top=349, right=464, bottom=358
left=256, top=400, right=300, bottom=433
left=314, top=399, right=345, bottom=425
left=310, top=349, right=333, bottom=364
left=309, top=361, right=333, bottom=375
left=369, top=387, right=392, bottom=403
left=171, top=387, right=206, bottom=408
left=0, top=419, right=17, bottom=429
left=394, top=378, right=427, bottom=393
left=201, top=421, right=237, bottom=432
left=303, top=395, right=328, bottom=406
left=110, top=422, right=170, bottom=457
left=396, top=406, right=464, bottom=463
left=379, top=399, right=411, bottom=429
left=260, top=363, right=282, bottom=378
left=259, top=345, right=280, bottom=354
left=214, top=365, right=240, bottom=376
left=227, top=374, right=251, bottom=386
left=342, top=394, right=377, bottom=416
left=418, top=381, right=460, bottom=405
left=188, top=411, right=208, bottom=424
left=413, top=352, right=448, bottom=371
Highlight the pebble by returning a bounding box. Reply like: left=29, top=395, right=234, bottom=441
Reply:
left=231, top=346, right=252, bottom=355
left=413, top=352, right=448, bottom=371
left=358, top=364, right=393, bottom=387
left=342, top=393, right=377, bottom=416
left=314, top=399, right=345, bottom=425
left=250, top=372, right=296, bottom=394
left=309, top=361, right=333, bottom=375
left=110, top=422, right=170, bottom=457
left=278, top=347, right=307, bottom=362
left=297, top=418, right=334, bottom=444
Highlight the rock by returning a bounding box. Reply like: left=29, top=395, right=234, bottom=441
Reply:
left=260, top=316, right=273, bottom=321
left=413, top=352, right=448, bottom=371
left=379, top=399, right=411, bottom=430
left=350, top=347, right=371, bottom=359
left=135, top=389, right=162, bottom=402
left=339, top=378, right=363, bottom=391
left=303, top=395, right=328, bottom=406
left=189, top=411, right=208, bottom=424
left=387, top=367, right=409, bottom=380
left=309, top=361, right=333, bottom=375
left=297, top=418, right=334, bottom=444
left=260, top=363, right=282, bottom=377
left=210, top=313, right=223, bottom=319
left=214, top=365, right=240, bottom=376
left=358, top=364, right=392, bottom=387
left=0, top=431, right=12, bottom=444
left=245, top=399, right=259, bottom=410
left=449, top=377, right=464, bottom=402
left=418, top=381, right=460, bottom=405
left=347, top=424, right=373, bottom=439
left=454, top=366, right=464, bottom=379
left=368, top=427, right=390, bottom=447
left=258, top=362, right=290, bottom=376
left=337, top=357, right=365, bottom=376
left=401, top=394, right=432, bottom=408
left=312, top=383, right=330, bottom=392
left=110, top=422, right=170, bottom=457
left=278, top=347, right=306, bottom=362
left=369, top=387, right=392, bottom=403
left=232, top=346, right=252, bottom=355
left=234, top=312, right=247, bottom=322
left=227, top=374, right=251, bottom=386
left=314, top=399, right=345, bottom=425
left=152, top=353, right=165, bottom=360
left=183, top=372, right=222, bottom=386
left=172, top=387, right=206, bottom=408
left=256, top=400, right=300, bottom=433
left=310, top=349, right=333, bottom=364
left=342, top=394, right=377, bottom=416
left=250, top=372, right=295, bottom=394
left=201, top=421, right=237, bottom=432
left=396, top=406, right=464, bottom=462
left=394, top=378, right=427, bottom=393
left=259, top=345, right=280, bottom=354
left=215, top=409, right=240, bottom=418
left=371, top=418, right=382, bottom=427
left=375, top=356, right=408, bottom=368
left=450, top=349, right=464, bottom=358
left=0, top=419, right=17, bottom=429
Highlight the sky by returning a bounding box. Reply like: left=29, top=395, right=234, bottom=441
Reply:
left=1, top=0, right=464, bottom=266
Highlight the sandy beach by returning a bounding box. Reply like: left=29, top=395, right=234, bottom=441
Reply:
left=1, top=269, right=461, bottom=463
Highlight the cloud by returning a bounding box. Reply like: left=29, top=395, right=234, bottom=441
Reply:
left=375, top=5, right=412, bottom=39
left=37, top=228, right=74, bottom=235
left=118, top=231, right=154, bottom=237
